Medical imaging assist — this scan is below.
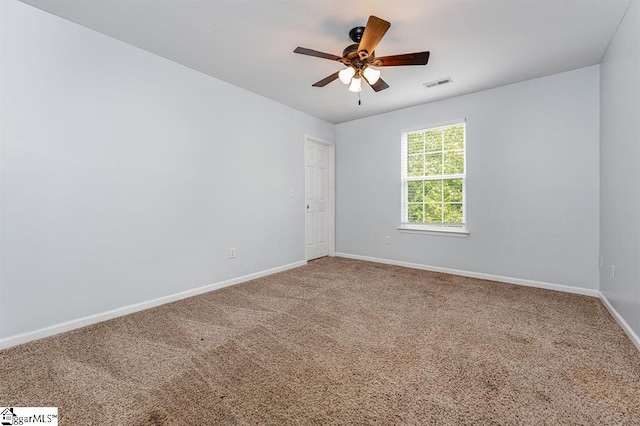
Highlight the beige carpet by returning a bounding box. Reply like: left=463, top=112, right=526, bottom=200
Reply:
left=1, top=257, right=639, bottom=425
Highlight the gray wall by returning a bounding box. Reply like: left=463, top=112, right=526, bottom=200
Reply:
left=600, top=0, right=640, bottom=337
left=335, top=66, right=600, bottom=290
left=0, top=1, right=333, bottom=340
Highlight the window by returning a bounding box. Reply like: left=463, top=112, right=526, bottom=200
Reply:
left=400, top=122, right=467, bottom=235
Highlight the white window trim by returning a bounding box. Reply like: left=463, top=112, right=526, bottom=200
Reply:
left=398, top=224, right=469, bottom=237
left=400, top=121, right=468, bottom=237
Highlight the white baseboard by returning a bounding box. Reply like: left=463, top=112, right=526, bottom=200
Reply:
left=0, top=260, right=306, bottom=351
left=599, top=292, right=640, bottom=353
left=335, top=252, right=600, bottom=297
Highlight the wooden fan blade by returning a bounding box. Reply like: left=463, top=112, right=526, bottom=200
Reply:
left=366, top=76, right=389, bottom=92
left=312, top=71, right=340, bottom=87
left=375, top=51, right=430, bottom=67
left=357, top=16, right=391, bottom=59
left=294, top=47, right=343, bottom=61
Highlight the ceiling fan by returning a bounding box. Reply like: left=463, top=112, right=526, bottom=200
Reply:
left=294, top=16, right=430, bottom=94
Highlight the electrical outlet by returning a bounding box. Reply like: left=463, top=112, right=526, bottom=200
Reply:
left=229, top=248, right=236, bottom=259
left=611, top=264, right=615, bottom=280
left=384, top=236, right=390, bottom=244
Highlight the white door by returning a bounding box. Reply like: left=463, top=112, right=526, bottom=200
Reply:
left=305, top=137, right=333, bottom=260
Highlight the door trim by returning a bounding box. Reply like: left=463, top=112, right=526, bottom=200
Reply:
left=304, top=134, right=335, bottom=259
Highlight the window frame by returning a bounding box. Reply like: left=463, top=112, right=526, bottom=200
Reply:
left=399, top=121, right=469, bottom=237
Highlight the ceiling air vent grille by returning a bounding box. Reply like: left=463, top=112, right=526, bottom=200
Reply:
left=423, top=77, right=452, bottom=89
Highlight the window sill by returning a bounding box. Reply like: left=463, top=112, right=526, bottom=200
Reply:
left=397, top=225, right=469, bottom=237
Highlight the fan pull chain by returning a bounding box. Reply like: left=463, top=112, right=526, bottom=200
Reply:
left=358, top=92, right=361, bottom=106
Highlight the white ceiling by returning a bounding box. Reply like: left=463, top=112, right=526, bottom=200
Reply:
left=21, top=0, right=631, bottom=124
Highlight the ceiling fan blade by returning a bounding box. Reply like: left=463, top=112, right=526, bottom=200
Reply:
left=312, top=72, right=340, bottom=87
left=366, top=77, right=389, bottom=92
left=294, top=47, right=343, bottom=61
left=357, top=16, right=391, bottom=59
left=375, top=51, right=430, bottom=67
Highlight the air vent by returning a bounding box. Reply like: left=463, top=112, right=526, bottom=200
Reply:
left=423, top=77, right=452, bottom=89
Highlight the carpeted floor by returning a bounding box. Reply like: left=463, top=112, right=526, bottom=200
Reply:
left=1, top=257, right=640, bottom=425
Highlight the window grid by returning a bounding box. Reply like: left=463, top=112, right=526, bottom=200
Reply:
left=401, top=123, right=466, bottom=227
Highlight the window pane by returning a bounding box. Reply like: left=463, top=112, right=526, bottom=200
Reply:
left=443, top=203, right=463, bottom=224
left=443, top=125, right=464, bottom=150
left=407, top=154, right=424, bottom=177
left=402, top=123, right=465, bottom=227
left=425, top=130, right=442, bottom=152
left=424, top=203, right=443, bottom=223
left=408, top=203, right=424, bottom=223
left=442, top=178, right=463, bottom=203
left=424, top=180, right=442, bottom=203
left=444, top=150, right=464, bottom=174
left=408, top=133, right=423, bottom=154
left=407, top=181, right=424, bottom=202
left=425, top=153, right=442, bottom=175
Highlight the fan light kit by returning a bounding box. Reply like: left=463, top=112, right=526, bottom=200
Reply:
left=294, top=16, right=430, bottom=104
left=338, top=65, right=380, bottom=92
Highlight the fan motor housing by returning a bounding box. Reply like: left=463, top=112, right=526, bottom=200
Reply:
left=342, top=43, right=374, bottom=70
left=342, top=43, right=359, bottom=58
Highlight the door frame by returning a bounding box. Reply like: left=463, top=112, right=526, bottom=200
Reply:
left=304, top=134, right=335, bottom=259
